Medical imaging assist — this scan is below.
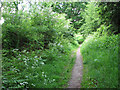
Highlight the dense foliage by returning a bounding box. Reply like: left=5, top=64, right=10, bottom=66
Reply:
left=52, top=2, right=87, bottom=30
left=2, top=4, right=71, bottom=50
left=79, top=2, right=119, bottom=88
left=81, top=35, right=118, bottom=88
left=97, top=2, right=120, bottom=34
left=2, top=1, right=78, bottom=88
left=79, top=3, right=101, bottom=38
left=1, top=1, right=119, bottom=88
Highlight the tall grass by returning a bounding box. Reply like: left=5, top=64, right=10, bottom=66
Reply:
left=80, top=35, right=118, bottom=88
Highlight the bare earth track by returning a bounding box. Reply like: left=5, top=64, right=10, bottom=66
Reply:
left=68, top=45, right=83, bottom=88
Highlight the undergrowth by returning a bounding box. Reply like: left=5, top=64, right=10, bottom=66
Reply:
left=2, top=43, right=77, bottom=88
left=80, top=34, right=118, bottom=88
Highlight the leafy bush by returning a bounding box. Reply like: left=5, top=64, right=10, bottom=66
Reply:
left=2, top=5, right=71, bottom=50
left=2, top=13, right=30, bottom=49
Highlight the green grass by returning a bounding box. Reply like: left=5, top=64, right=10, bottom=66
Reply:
left=80, top=35, right=118, bottom=88
left=2, top=43, right=77, bottom=88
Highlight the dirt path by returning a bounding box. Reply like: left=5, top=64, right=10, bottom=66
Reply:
left=68, top=45, right=83, bottom=88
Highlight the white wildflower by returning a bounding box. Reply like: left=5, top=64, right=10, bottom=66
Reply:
left=26, top=51, right=29, bottom=53
left=23, top=82, right=28, bottom=84
left=42, top=72, right=44, bottom=74
left=40, top=62, right=44, bottom=65
left=36, top=60, right=38, bottom=62
left=23, top=58, right=27, bottom=60
left=25, top=76, right=28, bottom=78
left=94, top=59, right=98, bottom=61
left=31, top=83, right=35, bottom=86
left=14, top=49, right=19, bottom=51
left=32, top=66, right=35, bottom=68
left=53, top=79, right=55, bottom=81
left=58, top=43, right=60, bottom=46
left=42, top=72, right=44, bottom=76
left=34, top=56, right=38, bottom=58
left=22, top=50, right=26, bottom=53
left=45, top=75, right=47, bottom=77
left=20, top=83, right=24, bottom=85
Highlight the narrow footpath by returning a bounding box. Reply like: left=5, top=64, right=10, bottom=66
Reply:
left=68, top=45, right=83, bottom=88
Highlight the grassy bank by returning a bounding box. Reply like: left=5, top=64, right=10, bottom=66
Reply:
left=80, top=35, right=118, bottom=88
